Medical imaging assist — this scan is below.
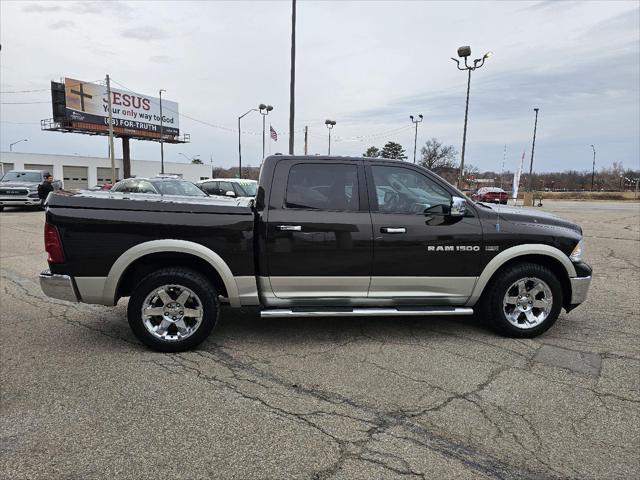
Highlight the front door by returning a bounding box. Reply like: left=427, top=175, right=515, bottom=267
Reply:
left=265, top=160, right=372, bottom=299
left=366, top=163, right=483, bottom=304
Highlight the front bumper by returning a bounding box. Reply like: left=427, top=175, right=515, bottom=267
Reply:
left=39, top=270, right=79, bottom=302
left=0, top=197, right=41, bottom=206
left=570, top=276, right=592, bottom=305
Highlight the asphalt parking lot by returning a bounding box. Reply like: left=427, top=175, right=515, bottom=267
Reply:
left=1, top=201, right=639, bottom=479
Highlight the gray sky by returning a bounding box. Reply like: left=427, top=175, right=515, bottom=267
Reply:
left=1, top=0, right=638, bottom=173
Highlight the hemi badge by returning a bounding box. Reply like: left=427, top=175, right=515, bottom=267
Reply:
left=485, top=245, right=500, bottom=251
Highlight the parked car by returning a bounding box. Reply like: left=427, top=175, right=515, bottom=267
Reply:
left=472, top=187, right=509, bottom=204
left=40, top=155, right=591, bottom=352
left=197, top=178, right=258, bottom=198
left=110, top=177, right=207, bottom=197
left=0, top=170, right=62, bottom=211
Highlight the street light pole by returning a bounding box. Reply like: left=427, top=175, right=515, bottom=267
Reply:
left=9, top=139, right=28, bottom=152
left=451, top=46, right=492, bottom=188
left=288, top=0, right=296, bottom=155
left=527, top=107, right=540, bottom=192
left=159, top=89, right=166, bottom=174
left=259, top=104, right=274, bottom=160
left=590, top=144, right=596, bottom=192
left=325, top=120, right=336, bottom=155
left=410, top=114, right=423, bottom=164
left=238, top=107, right=259, bottom=179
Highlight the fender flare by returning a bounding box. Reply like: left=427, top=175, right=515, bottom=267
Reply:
left=465, top=244, right=576, bottom=306
left=105, top=239, right=241, bottom=307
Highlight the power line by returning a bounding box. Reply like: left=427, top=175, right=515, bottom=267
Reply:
left=0, top=101, right=49, bottom=104
left=0, top=88, right=50, bottom=93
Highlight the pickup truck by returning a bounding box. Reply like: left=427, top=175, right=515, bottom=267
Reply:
left=0, top=169, right=62, bottom=210
left=40, top=155, right=592, bottom=352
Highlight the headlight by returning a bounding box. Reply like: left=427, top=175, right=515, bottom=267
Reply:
left=569, top=239, right=584, bottom=263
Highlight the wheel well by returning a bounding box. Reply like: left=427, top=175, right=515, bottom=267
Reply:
left=116, top=252, right=229, bottom=300
left=483, top=254, right=572, bottom=308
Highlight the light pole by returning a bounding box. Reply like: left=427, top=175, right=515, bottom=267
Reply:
left=410, top=114, right=423, bottom=163
left=527, top=107, right=540, bottom=192
left=159, top=89, right=166, bottom=174
left=238, top=107, right=259, bottom=179
left=451, top=46, right=493, bottom=188
left=325, top=120, right=336, bottom=155
left=288, top=0, right=296, bottom=155
left=259, top=104, right=274, bottom=160
left=9, top=138, right=28, bottom=152
left=590, top=145, right=596, bottom=192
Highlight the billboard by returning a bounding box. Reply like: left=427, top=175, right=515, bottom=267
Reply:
left=63, top=78, right=179, bottom=136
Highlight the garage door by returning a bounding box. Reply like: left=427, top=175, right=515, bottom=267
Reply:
left=1, top=163, right=14, bottom=175
left=97, top=167, right=120, bottom=184
left=24, top=163, right=54, bottom=175
left=63, top=166, right=89, bottom=190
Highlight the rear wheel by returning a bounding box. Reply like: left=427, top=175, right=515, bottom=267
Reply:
left=480, top=262, right=563, bottom=337
left=127, top=267, right=219, bottom=352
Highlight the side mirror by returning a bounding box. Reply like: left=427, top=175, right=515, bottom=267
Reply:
left=225, top=191, right=236, bottom=197
left=450, top=196, right=467, bottom=217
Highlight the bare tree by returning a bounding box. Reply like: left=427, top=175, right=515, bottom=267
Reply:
left=419, top=138, right=458, bottom=172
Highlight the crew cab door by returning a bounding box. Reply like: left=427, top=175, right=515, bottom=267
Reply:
left=366, top=163, right=483, bottom=304
left=264, top=159, right=372, bottom=299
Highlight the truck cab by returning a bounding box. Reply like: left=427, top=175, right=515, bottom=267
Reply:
left=40, top=155, right=592, bottom=352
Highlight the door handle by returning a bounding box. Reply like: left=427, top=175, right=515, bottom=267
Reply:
left=276, top=225, right=302, bottom=231
left=380, top=227, right=406, bottom=234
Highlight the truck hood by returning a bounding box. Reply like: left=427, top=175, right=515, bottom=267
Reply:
left=0, top=181, right=39, bottom=189
left=479, top=203, right=582, bottom=235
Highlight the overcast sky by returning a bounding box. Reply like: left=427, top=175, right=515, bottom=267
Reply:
left=1, top=0, right=638, bottom=173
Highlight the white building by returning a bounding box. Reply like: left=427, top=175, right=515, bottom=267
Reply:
left=0, top=152, right=212, bottom=189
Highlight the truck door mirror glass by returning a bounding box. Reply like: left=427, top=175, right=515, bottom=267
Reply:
left=450, top=196, right=467, bottom=217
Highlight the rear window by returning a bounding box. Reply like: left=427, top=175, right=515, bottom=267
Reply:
left=285, top=163, right=359, bottom=211
left=151, top=180, right=206, bottom=196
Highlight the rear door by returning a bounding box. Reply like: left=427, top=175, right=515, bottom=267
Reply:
left=366, top=162, right=483, bottom=304
left=264, top=159, right=372, bottom=299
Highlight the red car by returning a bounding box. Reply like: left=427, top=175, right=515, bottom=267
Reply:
left=472, top=187, right=508, bottom=204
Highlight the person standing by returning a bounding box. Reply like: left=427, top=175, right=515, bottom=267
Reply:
left=38, top=174, right=54, bottom=209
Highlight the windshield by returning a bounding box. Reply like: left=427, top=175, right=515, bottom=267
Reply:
left=235, top=181, right=257, bottom=197
left=151, top=180, right=207, bottom=196
left=1, top=171, right=42, bottom=183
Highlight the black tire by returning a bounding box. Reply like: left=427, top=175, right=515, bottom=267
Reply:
left=127, top=267, right=219, bottom=352
left=0, top=206, right=4, bottom=212
left=479, top=262, right=563, bottom=338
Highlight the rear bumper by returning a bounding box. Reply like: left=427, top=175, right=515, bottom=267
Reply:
left=570, top=276, right=591, bottom=305
left=39, top=270, right=79, bottom=302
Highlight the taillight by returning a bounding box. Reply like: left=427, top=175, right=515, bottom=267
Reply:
left=44, top=223, right=65, bottom=264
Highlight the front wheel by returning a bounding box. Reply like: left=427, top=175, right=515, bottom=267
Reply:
left=127, top=267, right=219, bottom=352
left=480, top=262, right=563, bottom=338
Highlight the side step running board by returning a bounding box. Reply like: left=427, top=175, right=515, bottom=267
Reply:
left=260, top=307, right=474, bottom=318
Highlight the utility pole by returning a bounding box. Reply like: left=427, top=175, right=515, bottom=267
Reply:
left=288, top=0, right=296, bottom=155
left=410, top=114, right=423, bottom=163
left=304, top=126, right=308, bottom=155
left=500, top=144, right=506, bottom=190
left=527, top=107, right=540, bottom=192
left=210, top=154, right=214, bottom=179
left=106, top=75, right=116, bottom=184
left=590, top=144, right=596, bottom=191
left=159, top=89, right=166, bottom=174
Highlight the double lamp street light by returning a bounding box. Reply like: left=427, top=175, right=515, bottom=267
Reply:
left=238, top=103, right=273, bottom=179
left=451, top=45, right=492, bottom=188
left=325, top=119, right=337, bottom=155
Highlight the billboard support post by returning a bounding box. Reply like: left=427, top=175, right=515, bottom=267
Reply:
left=159, top=89, right=166, bottom=174
left=122, top=137, right=131, bottom=180
left=106, top=75, right=116, bottom=185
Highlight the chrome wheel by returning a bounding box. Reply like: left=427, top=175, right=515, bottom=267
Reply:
left=141, top=284, right=204, bottom=341
left=502, top=277, right=553, bottom=329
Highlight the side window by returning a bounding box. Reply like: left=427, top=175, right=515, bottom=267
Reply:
left=201, top=182, right=216, bottom=195
left=136, top=180, right=157, bottom=194
left=114, top=180, right=132, bottom=193
left=371, top=165, right=450, bottom=214
left=218, top=181, right=233, bottom=195
left=285, top=163, right=359, bottom=211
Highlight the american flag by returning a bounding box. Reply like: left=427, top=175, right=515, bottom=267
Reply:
left=270, top=125, right=278, bottom=141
